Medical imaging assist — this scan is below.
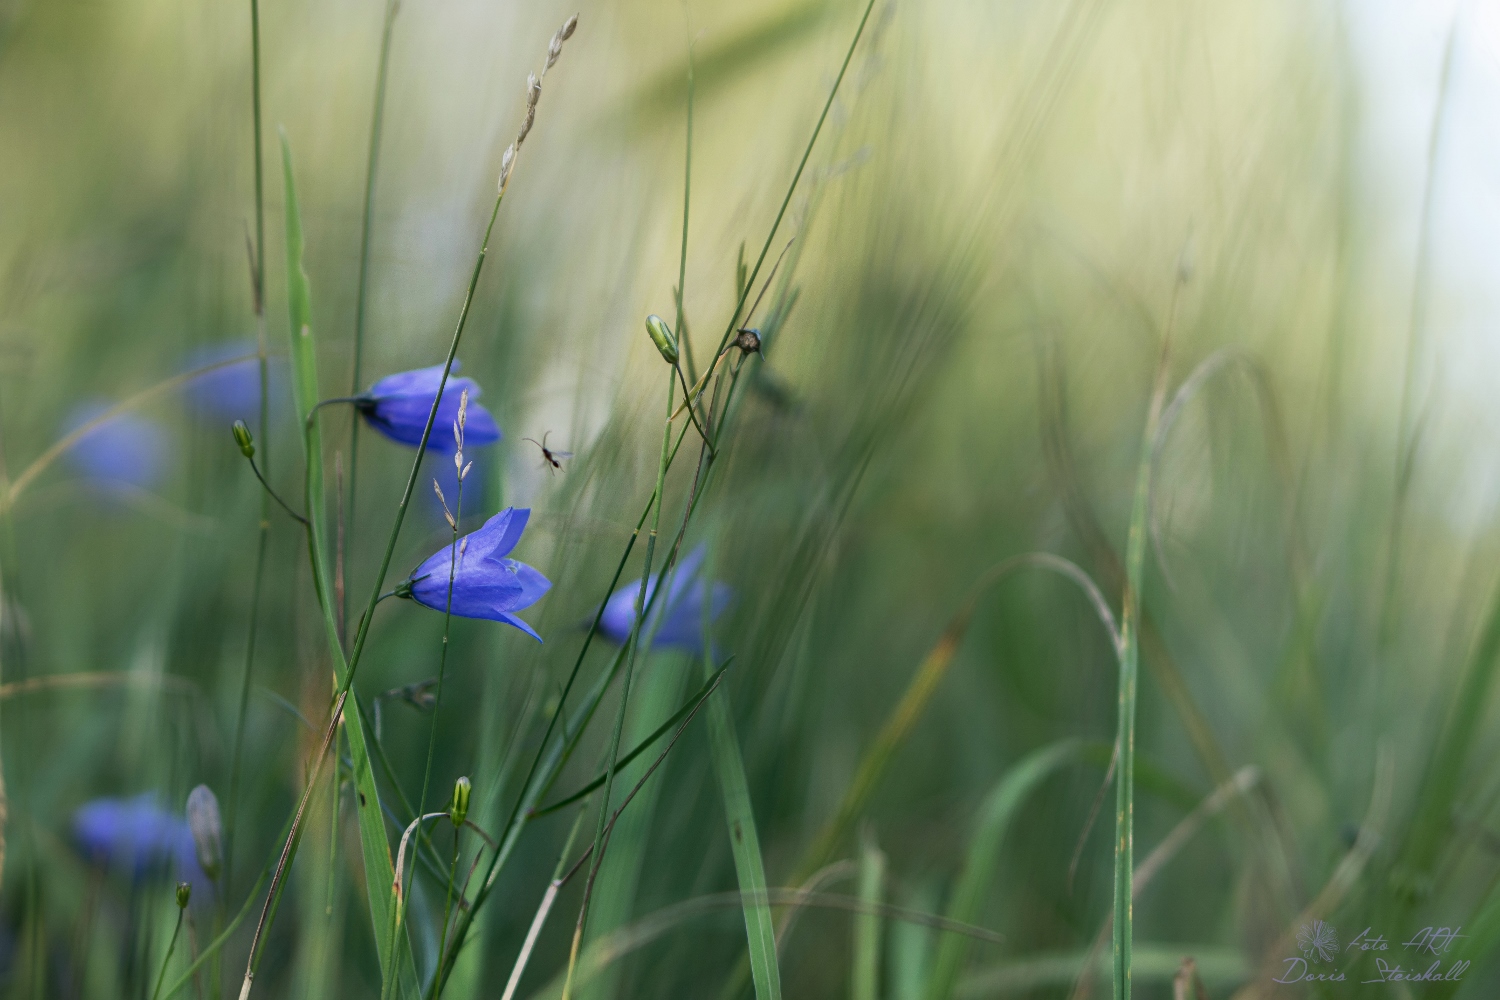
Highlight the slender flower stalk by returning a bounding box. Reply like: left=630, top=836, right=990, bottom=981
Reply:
left=347, top=0, right=403, bottom=643
left=150, top=884, right=191, bottom=1000
left=561, top=366, right=676, bottom=1000
left=225, top=0, right=270, bottom=962
left=401, top=392, right=470, bottom=997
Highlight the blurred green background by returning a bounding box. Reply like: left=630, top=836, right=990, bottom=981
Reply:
left=1, top=0, right=1499, bottom=996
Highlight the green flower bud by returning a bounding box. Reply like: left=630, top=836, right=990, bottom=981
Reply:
left=232, top=420, right=255, bottom=458
left=449, top=776, right=471, bottom=828
left=645, top=314, right=679, bottom=366
left=176, top=881, right=192, bottom=909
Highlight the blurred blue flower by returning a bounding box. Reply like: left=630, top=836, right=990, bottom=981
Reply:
left=357, top=362, right=501, bottom=452
left=599, top=544, right=731, bottom=655
left=63, top=402, right=168, bottom=492
left=72, top=795, right=211, bottom=901
left=401, top=507, right=549, bottom=639
left=181, top=339, right=287, bottom=422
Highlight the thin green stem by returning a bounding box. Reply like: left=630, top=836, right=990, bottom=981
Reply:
left=435, top=825, right=461, bottom=998
left=712, top=0, right=876, bottom=358
left=397, top=436, right=467, bottom=999
left=674, top=37, right=694, bottom=372
left=247, top=456, right=308, bottom=525
left=348, top=0, right=402, bottom=643
left=563, top=369, right=676, bottom=1000
left=225, top=0, right=269, bottom=966
left=149, top=908, right=185, bottom=1000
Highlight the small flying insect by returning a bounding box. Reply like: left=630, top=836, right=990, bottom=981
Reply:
left=523, top=432, right=572, bottom=473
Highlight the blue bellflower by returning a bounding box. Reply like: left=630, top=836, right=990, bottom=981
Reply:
left=356, top=362, right=501, bottom=452
left=73, top=795, right=212, bottom=902
left=182, top=339, right=288, bottom=422
left=399, top=507, right=550, bottom=640
left=599, top=544, right=731, bottom=655
left=63, top=402, right=168, bottom=492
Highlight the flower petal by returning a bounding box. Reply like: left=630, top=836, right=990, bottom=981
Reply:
left=495, top=612, right=543, bottom=642
left=474, top=507, right=530, bottom=561
left=498, top=558, right=551, bottom=610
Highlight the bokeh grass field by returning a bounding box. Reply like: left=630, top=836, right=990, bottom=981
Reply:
left=0, top=0, right=1498, bottom=997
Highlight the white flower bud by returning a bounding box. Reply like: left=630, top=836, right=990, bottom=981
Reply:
left=186, top=785, right=222, bottom=880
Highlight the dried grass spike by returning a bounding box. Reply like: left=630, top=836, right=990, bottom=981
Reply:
left=498, top=144, right=516, bottom=192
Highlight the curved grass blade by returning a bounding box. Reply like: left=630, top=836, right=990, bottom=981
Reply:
left=958, top=946, right=1248, bottom=998
left=925, top=739, right=1084, bottom=1000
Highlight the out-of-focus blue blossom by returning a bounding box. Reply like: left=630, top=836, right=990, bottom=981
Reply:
left=181, top=339, right=287, bottom=422
left=63, top=402, right=168, bottom=492
left=72, top=795, right=211, bottom=902
left=400, top=507, right=549, bottom=639
left=357, top=362, right=501, bottom=452
left=599, top=544, right=731, bottom=655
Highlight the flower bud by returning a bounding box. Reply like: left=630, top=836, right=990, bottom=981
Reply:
left=186, top=784, right=223, bottom=879
left=560, top=14, right=577, bottom=40
left=733, top=328, right=762, bottom=355
left=449, top=776, right=471, bottom=828
left=176, top=881, right=192, bottom=909
left=232, top=420, right=255, bottom=458
left=645, top=315, right=679, bottom=365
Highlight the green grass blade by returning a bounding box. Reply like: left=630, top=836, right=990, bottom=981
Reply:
left=925, top=739, right=1083, bottom=1000
left=279, top=130, right=397, bottom=976
left=344, top=693, right=396, bottom=960
left=703, top=660, right=782, bottom=1000
left=853, top=827, right=886, bottom=1000
left=891, top=882, right=939, bottom=1000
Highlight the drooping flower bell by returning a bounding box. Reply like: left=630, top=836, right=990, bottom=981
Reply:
left=355, top=362, right=501, bottom=452
left=396, top=507, right=550, bottom=640
left=63, top=402, right=168, bottom=493
left=599, top=544, right=731, bottom=655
